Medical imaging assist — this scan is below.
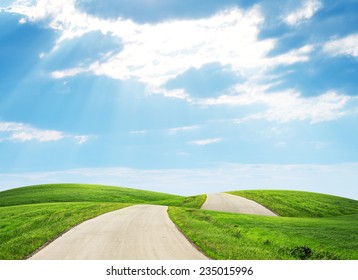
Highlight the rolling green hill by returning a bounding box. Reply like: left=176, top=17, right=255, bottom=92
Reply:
left=0, top=183, right=205, bottom=259
left=169, top=190, right=358, bottom=260
left=168, top=207, right=358, bottom=260
left=0, top=202, right=130, bottom=260
left=0, top=185, right=357, bottom=260
left=0, top=183, right=205, bottom=209
left=228, top=190, right=358, bottom=217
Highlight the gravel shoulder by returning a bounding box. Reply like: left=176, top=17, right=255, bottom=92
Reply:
left=201, top=193, right=277, bottom=216
left=30, top=204, right=208, bottom=260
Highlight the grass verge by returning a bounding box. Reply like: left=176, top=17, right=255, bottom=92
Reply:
left=228, top=190, right=358, bottom=217
left=0, top=202, right=130, bottom=259
left=168, top=207, right=358, bottom=260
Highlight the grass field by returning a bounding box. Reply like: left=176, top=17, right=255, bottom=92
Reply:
left=228, top=190, right=358, bottom=217
left=1, top=184, right=357, bottom=260
left=168, top=207, right=358, bottom=260
left=0, top=202, right=130, bottom=259
left=0, top=184, right=206, bottom=259
left=0, top=184, right=205, bottom=209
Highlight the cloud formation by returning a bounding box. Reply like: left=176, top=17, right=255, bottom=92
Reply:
left=323, top=33, right=358, bottom=58
left=284, top=0, right=323, bottom=26
left=0, top=121, right=89, bottom=144
left=189, top=138, right=223, bottom=146
left=167, top=125, right=200, bottom=135
left=7, top=1, right=310, bottom=90
left=4, top=0, right=357, bottom=125
left=199, top=90, right=352, bottom=123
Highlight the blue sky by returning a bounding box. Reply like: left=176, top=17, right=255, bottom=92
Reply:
left=0, top=0, right=358, bottom=198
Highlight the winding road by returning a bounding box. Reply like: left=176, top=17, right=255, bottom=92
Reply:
left=30, top=204, right=208, bottom=260
left=30, top=193, right=276, bottom=260
left=201, top=193, right=277, bottom=216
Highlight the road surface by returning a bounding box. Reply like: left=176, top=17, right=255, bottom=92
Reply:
left=30, top=204, right=208, bottom=260
left=202, top=193, right=277, bottom=216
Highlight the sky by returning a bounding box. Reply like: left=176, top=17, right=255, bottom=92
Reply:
left=0, top=0, right=357, bottom=199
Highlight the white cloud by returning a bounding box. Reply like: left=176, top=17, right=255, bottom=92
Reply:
left=167, top=125, right=200, bottom=135
left=6, top=0, right=349, bottom=125
left=323, top=33, right=358, bottom=58
left=92, top=7, right=274, bottom=88
left=0, top=122, right=64, bottom=142
left=189, top=138, right=223, bottom=146
left=284, top=0, right=323, bottom=26
left=199, top=89, right=352, bottom=123
left=51, top=67, right=90, bottom=79
left=11, top=130, right=64, bottom=142
left=0, top=121, right=90, bottom=144
left=6, top=1, right=314, bottom=98
left=258, top=91, right=351, bottom=123
left=19, top=17, right=26, bottom=24
left=74, top=135, right=91, bottom=144
left=268, top=45, right=314, bottom=65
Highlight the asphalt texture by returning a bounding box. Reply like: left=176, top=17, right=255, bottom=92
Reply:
left=30, top=204, right=208, bottom=260
left=201, top=193, right=277, bottom=216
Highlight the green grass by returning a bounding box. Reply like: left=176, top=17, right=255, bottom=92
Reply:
left=0, top=184, right=204, bottom=209
left=2, top=184, right=356, bottom=260
left=160, top=194, right=207, bottom=209
left=0, top=202, right=130, bottom=259
left=0, top=184, right=206, bottom=259
left=168, top=207, right=358, bottom=260
left=228, top=190, right=358, bottom=217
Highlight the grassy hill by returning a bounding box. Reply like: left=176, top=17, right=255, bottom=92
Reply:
left=0, top=183, right=206, bottom=259
left=169, top=190, right=358, bottom=260
left=1, top=185, right=357, bottom=260
left=0, top=183, right=206, bottom=209
left=0, top=202, right=130, bottom=259
left=227, top=190, right=358, bottom=217
left=169, top=207, right=358, bottom=260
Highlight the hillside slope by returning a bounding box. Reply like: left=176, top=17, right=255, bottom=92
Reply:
left=0, top=184, right=205, bottom=209
left=228, top=190, right=358, bottom=217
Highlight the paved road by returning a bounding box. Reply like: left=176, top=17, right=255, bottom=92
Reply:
left=30, top=205, right=208, bottom=260
left=202, top=193, right=277, bottom=216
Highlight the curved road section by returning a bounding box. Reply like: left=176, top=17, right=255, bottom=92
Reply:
left=202, top=193, right=277, bottom=216
left=30, top=204, right=208, bottom=260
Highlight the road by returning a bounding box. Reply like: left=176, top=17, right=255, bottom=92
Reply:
left=30, top=204, right=208, bottom=260
left=201, top=193, right=277, bottom=216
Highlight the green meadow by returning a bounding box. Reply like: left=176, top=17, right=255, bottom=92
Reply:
left=169, top=190, right=358, bottom=260
left=0, top=183, right=205, bottom=209
left=0, top=202, right=130, bottom=259
left=0, top=184, right=357, bottom=260
left=168, top=207, right=358, bottom=260
left=0, top=184, right=205, bottom=259
left=228, top=190, right=358, bottom=217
